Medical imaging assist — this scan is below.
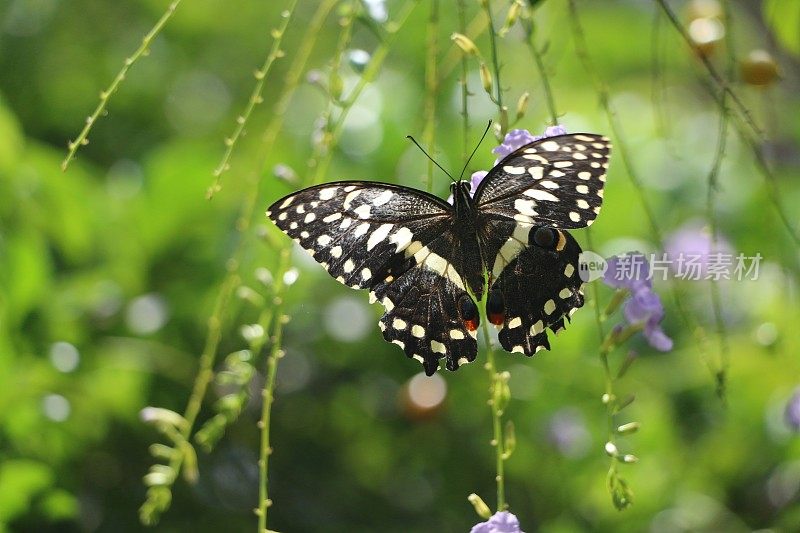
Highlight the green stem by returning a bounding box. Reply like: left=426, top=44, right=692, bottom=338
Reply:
left=481, top=319, right=506, bottom=511
left=457, top=0, right=470, bottom=163
left=62, top=0, right=182, bottom=171
left=481, top=1, right=504, bottom=113
left=422, top=0, right=439, bottom=193
left=522, top=16, right=558, bottom=126
left=257, top=248, right=292, bottom=532
left=208, top=0, right=299, bottom=199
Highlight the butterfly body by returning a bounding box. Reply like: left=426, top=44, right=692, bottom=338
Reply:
left=267, top=133, right=611, bottom=375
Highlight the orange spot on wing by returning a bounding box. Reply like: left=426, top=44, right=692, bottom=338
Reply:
left=488, top=312, right=504, bottom=326
left=464, top=318, right=479, bottom=331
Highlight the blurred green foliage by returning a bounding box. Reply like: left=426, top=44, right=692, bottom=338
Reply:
left=1, top=0, right=800, bottom=531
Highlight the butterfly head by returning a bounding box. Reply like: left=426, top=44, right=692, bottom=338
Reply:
left=450, top=180, right=474, bottom=209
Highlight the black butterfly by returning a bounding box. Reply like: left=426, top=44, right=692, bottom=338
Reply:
left=267, top=133, right=611, bottom=375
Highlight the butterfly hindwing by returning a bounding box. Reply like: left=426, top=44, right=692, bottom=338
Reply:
left=376, top=262, right=478, bottom=375
left=474, top=133, right=611, bottom=229
left=267, top=181, right=481, bottom=373
left=487, top=225, right=585, bottom=356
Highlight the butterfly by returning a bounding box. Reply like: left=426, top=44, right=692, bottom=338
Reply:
left=266, top=133, right=611, bottom=375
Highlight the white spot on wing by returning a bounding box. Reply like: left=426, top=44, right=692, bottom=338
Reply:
left=449, top=329, right=465, bottom=340
left=343, top=190, right=361, bottom=210
left=366, top=223, right=393, bottom=251
left=323, top=212, right=342, bottom=223
left=508, top=317, right=522, bottom=329
left=569, top=211, right=581, bottom=222
left=544, top=299, right=556, bottom=315
left=514, top=198, right=538, bottom=216
left=354, top=222, right=370, bottom=238
left=540, top=140, right=560, bottom=151
left=412, top=325, right=426, bottom=338
left=344, top=259, right=355, bottom=273
left=279, top=196, right=294, bottom=209
left=392, top=318, right=407, bottom=330
left=354, top=204, right=372, bottom=219
left=564, top=264, right=575, bottom=277
left=431, top=340, right=446, bottom=354
left=317, top=235, right=331, bottom=246
left=372, top=190, right=394, bottom=206
left=503, top=165, right=525, bottom=175
left=318, top=187, right=337, bottom=200
left=331, top=246, right=342, bottom=258
left=524, top=189, right=560, bottom=202
left=389, top=227, right=414, bottom=253
left=304, top=213, right=316, bottom=223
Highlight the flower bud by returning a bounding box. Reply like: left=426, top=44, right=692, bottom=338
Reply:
left=604, top=441, right=618, bottom=457
left=467, top=493, right=492, bottom=519
left=502, top=420, right=516, bottom=460
left=479, top=63, right=493, bottom=96
left=617, top=421, right=640, bottom=435
left=515, top=91, right=529, bottom=120
left=451, top=33, right=479, bottom=56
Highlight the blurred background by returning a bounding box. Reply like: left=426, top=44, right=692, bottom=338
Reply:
left=1, top=0, right=799, bottom=531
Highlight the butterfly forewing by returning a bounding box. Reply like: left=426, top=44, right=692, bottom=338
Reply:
left=267, top=181, right=480, bottom=374
left=474, top=133, right=611, bottom=229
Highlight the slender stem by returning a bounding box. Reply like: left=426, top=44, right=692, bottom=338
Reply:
left=522, top=16, right=558, bottom=126
left=62, top=1, right=182, bottom=171
left=208, top=0, right=299, bottom=199
left=423, top=0, right=439, bottom=193
left=482, top=1, right=504, bottom=112
left=258, top=248, right=291, bottom=531
left=457, top=0, right=471, bottom=163
left=481, top=319, right=506, bottom=511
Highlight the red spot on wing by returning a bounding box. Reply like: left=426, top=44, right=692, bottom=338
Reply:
left=464, top=318, right=479, bottom=331
left=488, top=312, right=504, bottom=326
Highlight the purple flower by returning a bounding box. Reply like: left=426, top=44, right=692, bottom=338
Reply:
left=602, top=253, right=673, bottom=352
left=471, top=511, right=525, bottom=533
left=664, top=221, right=733, bottom=280
left=603, top=253, right=651, bottom=292
left=492, top=125, right=568, bottom=162
left=786, top=387, right=800, bottom=431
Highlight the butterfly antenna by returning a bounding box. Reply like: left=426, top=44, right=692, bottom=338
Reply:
left=458, top=119, right=493, bottom=181
left=406, top=135, right=455, bottom=183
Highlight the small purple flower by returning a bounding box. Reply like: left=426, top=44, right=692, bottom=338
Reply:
left=603, top=253, right=673, bottom=352
left=786, top=387, right=800, bottom=431
left=492, top=125, right=567, bottom=162
left=664, top=221, right=733, bottom=280
left=471, top=511, right=525, bottom=533
left=603, top=253, right=652, bottom=292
